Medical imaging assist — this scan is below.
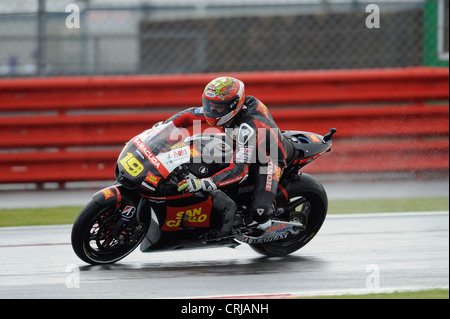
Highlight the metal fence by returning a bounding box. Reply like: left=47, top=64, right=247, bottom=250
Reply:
left=0, top=0, right=448, bottom=77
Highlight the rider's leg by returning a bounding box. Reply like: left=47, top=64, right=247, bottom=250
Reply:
left=248, top=160, right=281, bottom=230
left=210, top=189, right=237, bottom=237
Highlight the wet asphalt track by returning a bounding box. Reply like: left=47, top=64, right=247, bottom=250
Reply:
left=0, top=211, right=448, bottom=299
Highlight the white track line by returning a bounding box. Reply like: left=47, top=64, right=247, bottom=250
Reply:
left=327, top=211, right=449, bottom=219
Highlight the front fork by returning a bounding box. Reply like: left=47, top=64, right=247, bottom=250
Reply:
left=93, top=184, right=148, bottom=243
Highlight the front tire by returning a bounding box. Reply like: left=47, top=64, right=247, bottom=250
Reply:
left=71, top=200, right=149, bottom=265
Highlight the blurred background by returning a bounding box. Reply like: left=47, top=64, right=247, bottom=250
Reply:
left=0, top=0, right=448, bottom=195
left=0, top=0, right=448, bottom=76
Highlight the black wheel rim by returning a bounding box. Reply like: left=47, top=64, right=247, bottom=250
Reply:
left=82, top=205, right=146, bottom=263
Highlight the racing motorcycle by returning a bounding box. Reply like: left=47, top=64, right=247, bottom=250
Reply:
left=71, top=122, right=336, bottom=265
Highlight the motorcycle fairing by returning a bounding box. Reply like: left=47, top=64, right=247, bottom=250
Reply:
left=93, top=185, right=122, bottom=205
left=139, top=207, right=162, bottom=251
left=92, top=184, right=140, bottom=209
left=282, top=131, right=332, bottom=163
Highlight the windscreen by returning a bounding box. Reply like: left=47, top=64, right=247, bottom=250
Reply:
left=132, top=122, right=191, bottom=177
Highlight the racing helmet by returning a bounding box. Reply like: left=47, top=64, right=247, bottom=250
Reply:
left=202, top=77, right=245, bottom=126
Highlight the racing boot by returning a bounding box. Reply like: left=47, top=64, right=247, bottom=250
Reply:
left=244, top=217, right=273, bottom=237
left=245, top=205, right=275, bottom=236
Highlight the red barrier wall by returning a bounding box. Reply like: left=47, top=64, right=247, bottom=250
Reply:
left=0, top=67, right=448, bottom=186
left=0, top=67, right=448, bottom=111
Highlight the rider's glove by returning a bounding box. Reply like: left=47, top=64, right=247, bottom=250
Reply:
left=177, top=178, right=217, bottom=193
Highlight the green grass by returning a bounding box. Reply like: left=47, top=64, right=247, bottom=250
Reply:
left=328, top=197, right=449, bottom=215
left=0, top=197, right=448, bottom=227
left=0, top=206, right=82, bottom=227
left=295, top=289, right=449, bottom=299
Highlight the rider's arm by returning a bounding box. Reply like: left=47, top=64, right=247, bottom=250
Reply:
left=210, top=123, right=255, bottom=188
left=164, top=107, right=207, bottom=128
left=210, top=152, right=250, bottom=188
left=211, top=118, right=287, bottom=189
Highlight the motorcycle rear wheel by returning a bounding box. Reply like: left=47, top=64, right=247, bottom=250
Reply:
left=249, top=191, right=327, bottom=257
left=71, top=200, right=149, bottom=265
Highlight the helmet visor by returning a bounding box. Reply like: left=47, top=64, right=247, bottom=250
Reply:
left=203, top=97, right=237, bottom=119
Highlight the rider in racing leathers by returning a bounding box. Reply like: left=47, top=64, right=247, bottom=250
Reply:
left=165, top=76, right=288, bottom=238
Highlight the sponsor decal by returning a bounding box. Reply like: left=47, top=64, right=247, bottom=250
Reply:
left=274, top=165, right=282, bottom=182
left=140, top=181, right=156, bottom=191
left=216, top=175, right=245, bottom=187
left=266, top=223, right=294, bottom=234
left=236, top=146, right=254, bottom=163
left=144, top=172, right=161, bottom=187
left=266, top=223, right=288, bottom=232
left=238, top=185, right=255, bottom=194
left=132, top=137, right=161, bottom=168
left=161, top=198, right=212, bottom=231
left=101, top=188, right=115, bottom=200
left=170, top=148, right=188, bottom=158
left=265, top=160, right=274, bottom=192
left=167, top=146, right=190, bottom=165
left=276, top=226, right=293, bottom=234
left=241, top=233, right=289, bottom=244
left=99, top=186, right=121, bottom=209
left=132, top=137, right=170, bottom=177
left=121, top=206, right=136, bottom=219
left=263, top=161, right=281, bottom=191
left=256, top=101, right=270, bottom=119
left=190, top=145, right=201, bottom=157
left=308, top=134, right=322, bottom=143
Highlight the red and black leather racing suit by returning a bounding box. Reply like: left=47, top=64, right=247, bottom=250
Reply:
left=165, top=96, right=288, bottom=224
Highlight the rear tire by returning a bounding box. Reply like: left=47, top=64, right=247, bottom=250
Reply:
left=249, top=175, right=327, bottom=257
left=71, top=200, right=149, bottom=265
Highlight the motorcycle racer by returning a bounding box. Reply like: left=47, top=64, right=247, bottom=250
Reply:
left=165, top=76, right=288, bottom=237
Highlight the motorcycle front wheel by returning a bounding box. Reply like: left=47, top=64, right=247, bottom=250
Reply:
left=71, top=200, right=149, bottom=265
